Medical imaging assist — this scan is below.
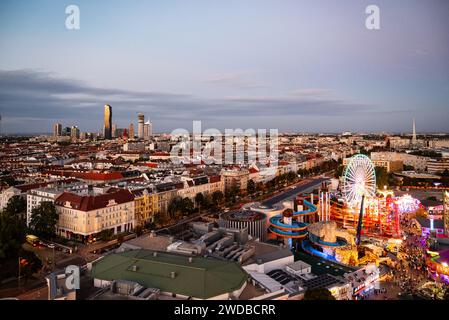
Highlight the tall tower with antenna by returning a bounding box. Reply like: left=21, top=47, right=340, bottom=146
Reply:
left=412, top=118, right=417, bottom=147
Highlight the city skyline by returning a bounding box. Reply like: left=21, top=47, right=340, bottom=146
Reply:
left=0, top=0, right=449, bottom=134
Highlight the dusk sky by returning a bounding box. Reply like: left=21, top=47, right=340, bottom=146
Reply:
left=0, top=0, right=448, bottom=134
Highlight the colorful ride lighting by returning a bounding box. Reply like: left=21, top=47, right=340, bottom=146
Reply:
left=342, top=154, right=376, bottom=206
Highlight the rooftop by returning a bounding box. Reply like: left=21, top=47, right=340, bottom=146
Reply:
left=294, top=251, right=356, bottom=277
left=303, top=274, right=348, bottom=290
left=55, top=189, right=134, bottom=211
left=91, top=249, right=248, bottom=299
left=220, top=210, right=267, bottom=222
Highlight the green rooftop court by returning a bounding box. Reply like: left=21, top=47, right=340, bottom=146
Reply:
left=91, top=249, right=248, bottom=299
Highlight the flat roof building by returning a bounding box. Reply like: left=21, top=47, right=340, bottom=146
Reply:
left=91, top=249, right=248, bottom=300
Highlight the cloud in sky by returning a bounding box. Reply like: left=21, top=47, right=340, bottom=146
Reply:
left=203, top=72, right=268, bottom=89
left=0, top=69, right=401, bottom=134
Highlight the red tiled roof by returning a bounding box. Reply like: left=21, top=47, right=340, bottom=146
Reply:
left=15, top=182, right=51, bottom=193
left=249, top=167, right=259, bottom=174
left=152, top=152, right=170, bottom=156
left=55, top=189, right=134, bottom=212
left=71, top=172, right=123, bottom=181
left=145, top=162, right=158, bottom=168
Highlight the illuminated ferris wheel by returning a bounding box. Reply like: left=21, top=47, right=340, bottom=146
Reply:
left=342, top=154, right=376, bottom=206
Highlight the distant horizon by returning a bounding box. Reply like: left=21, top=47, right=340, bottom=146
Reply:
left=3, top=128, right=449, bottom=137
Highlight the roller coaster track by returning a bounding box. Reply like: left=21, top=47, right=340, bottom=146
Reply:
left=268, top=200, right=317, bottom=239
left=268, top=198, right=352, bottom=263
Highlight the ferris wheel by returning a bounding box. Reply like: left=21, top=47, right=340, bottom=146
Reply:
left=342, top=154, right=376, bottom=205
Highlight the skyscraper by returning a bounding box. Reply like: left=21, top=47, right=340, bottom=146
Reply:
left=104, top=105, right=112, bottom=139
left=53, top=123, right=62, bottom=137
left=112, top=123, right=118, bottom=138
left=138, top=113, right=145, bottom=139
left=129, top=123, right=135, bottom=139
left=62, top=127, right=71, bottom=136
left=71, top=126, right=80, bottom=141
left=144, top=120, right=153, bottom=141
left=412, top=118, right=417, bottom=146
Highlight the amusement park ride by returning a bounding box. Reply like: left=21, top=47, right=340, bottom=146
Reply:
left=268, top=154, right=421, bottom=266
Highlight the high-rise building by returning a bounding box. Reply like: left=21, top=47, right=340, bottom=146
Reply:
left=138, top=113, right=145, bottom=139
left=62, top=127, right=71, bottom=136
left=71, top=126, right=80, bottom=141
left=129, top=123, right=135, bottom=139
left=112, top=123, right=118, bottom=138
left=53, top=123, right=62, bottom=137
left=412, top=118, right=417, bottom=147
left=144, top=121, right=153, bottom=141
left=104, top=105, right=112, bottom=139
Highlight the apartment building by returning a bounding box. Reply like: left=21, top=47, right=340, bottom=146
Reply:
left=27, top=188, right=65, bottom=225
left=54, top=189, right=135, bottom=241
left=427, top=158, right=449, bottom=174
left=177, top=175, right=224, bottom=202
left=132, top=188, right=154, bottom=227
left=221, top=168, right=249, bottom=193
left=371, top=152, right=428, bottom=172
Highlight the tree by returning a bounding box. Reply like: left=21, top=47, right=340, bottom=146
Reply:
left=4, top=195, right=26, bottom=216
left=247, top=179, right=256, bottom=195
left=168, top=197, right=182, bottom=219
left=181, top=197, right=194, bottom=215
left=99, top=229, right=113, bottom=241
left=255, top=182, right=265, bottom=195
left=168, top=196, right=194, bottom=218
left=0, top=209, right=27, bottom=259
left=195, top=193, right=205, bottom=213
left=303, top=288, right=336, bottom=300
left=334, top=165, right=344, bottom=179
left=225, top=186, right=239, bottom=204
left=286, top=171, right=297, bottom=183
left=203, top=193, right=213, bottom=210
left=1, top=176, right=18, bottom=187
left=195, top=192, right=205, bottom=207
left=212, top=190, right=224, bottom=209
left=134, top=225, right=144, bottom=236
left=359, top=147, right=369, bottom=155
left=29, top=202, right=58, bottom=240
left=265, top=178, right=276, bottom=192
